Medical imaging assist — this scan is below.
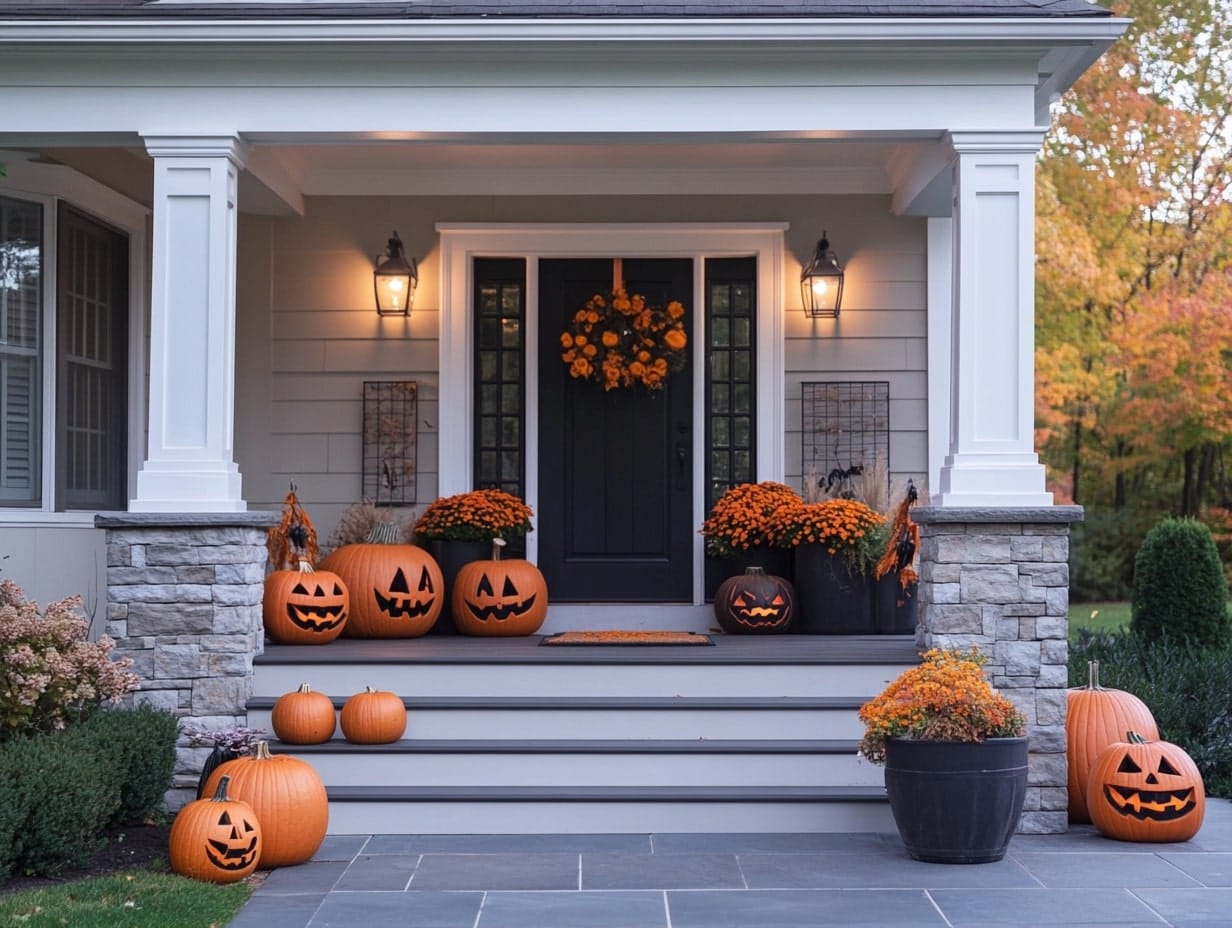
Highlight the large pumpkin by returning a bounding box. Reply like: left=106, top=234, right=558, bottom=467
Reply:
left=1087, top=731, right=1205, bottom=843
left=451, top=538, right=548, bottom=636
left=319, top=528, right=443, bottom=637
left=1066, top=660, right=1160, bottom=823
left=263, top=561, right=350, bottom=645
left=271, top=682, right=337, bottom=745
left=169, top=775, right=262, bottom=883
left=713, top=566, right=795, bottom=634
left=340, top=686, right=407, bottom=744
left=203, top=742, right=328, bottom=868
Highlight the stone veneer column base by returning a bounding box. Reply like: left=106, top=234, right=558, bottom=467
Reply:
left=913, top=506, right=1083, bottom=835
left=96, top=512, right=277, bottom=810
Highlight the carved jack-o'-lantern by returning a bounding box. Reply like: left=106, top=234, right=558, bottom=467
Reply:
left=263, top=561, right=350, bottom=645
left=169, top=775, right=262, bottom=883
left=319, top=532, right=443, bottom=637
left=452, top=539, right=548, bottom=636
left=713, top=567, right=795, bottom=634
left=1087, top=731, right=1206, bottom=843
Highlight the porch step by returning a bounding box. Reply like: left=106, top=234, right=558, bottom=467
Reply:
left=250, top=635, right=914, bottom=834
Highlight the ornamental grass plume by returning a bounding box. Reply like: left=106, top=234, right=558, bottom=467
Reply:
left=699, top=482, right=801, bottom=558
left=857, top=648, right=1026, bottom=764
left=414, top=489, right=534, bottom=543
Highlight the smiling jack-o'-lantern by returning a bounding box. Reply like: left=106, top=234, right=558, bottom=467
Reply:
left=169, top=775, right=262, bottom=883
left=1087, top=731, right=1205, bottom=842
left=319, top=529, right=443, bottom=637
left=452, top=539, right=548, bottom=636
left=263, top=561, right=350, bottom=644
left=713, top=566, right=795, bottom=634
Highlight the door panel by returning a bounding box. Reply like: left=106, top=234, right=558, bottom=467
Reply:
left=538, top=258, right=694, bottom=601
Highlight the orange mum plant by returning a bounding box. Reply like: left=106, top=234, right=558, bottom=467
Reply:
left=560, top=288, right=688, bottom=391
left=414, top=489, right=534, bottom=544
left=857, top=648, right=1026, bottom=764
left=699, top=481, right=801, bottom=558
left=773, top=497, right=887, bottom=574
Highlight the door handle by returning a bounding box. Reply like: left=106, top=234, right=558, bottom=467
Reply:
left=675, top=441, right=689, bottom=490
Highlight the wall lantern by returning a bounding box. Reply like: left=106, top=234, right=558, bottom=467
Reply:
left=373, top=231, right=418, bottom=316
left=800, top=232, right=845, bottom=319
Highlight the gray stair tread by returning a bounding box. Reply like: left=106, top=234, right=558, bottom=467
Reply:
left=256, top=635, right=918, bottom=666
left=273, top=738, right=862, bottom=754
left=248, top=695, right=869, bottom=710
left=325, top=785, right=888, bottom=802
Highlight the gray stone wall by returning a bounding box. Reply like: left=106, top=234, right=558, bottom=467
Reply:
left=913, top=506, right=1083, bottom=835
left=96, top=512, right=277, bottom=809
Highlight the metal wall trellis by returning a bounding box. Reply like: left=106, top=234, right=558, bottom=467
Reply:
left=801, top=381, right=889, bottom=496
left=362, top=380, right=417, bottom=506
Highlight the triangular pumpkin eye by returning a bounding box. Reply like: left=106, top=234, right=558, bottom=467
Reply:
left=477, top=574, right=494, bottom=597
left=311, top=584, right=326, bottom=597
left=1117, top=755, right=1142, bottom=774
left=732, top=595, right=748, bottom=608
left=333, top=583, right=344, bottom=595
left=502, top=577, right=518, bottom=597
left=219, top=812, right=232, bottom=826
left=291, top=583, right=309, bottom=595
left=770, top=594, right=785, bottom=605
left=390, top=568, right=409, bottom=593
left=418, top=566, right=435, bottom=593
left=1157, top=756, right=1181, bottom=776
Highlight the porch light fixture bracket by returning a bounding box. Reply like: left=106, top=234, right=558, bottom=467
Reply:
left=801, top=232, right=845, bottom=319
left=374, top=231, right=418, bottom=317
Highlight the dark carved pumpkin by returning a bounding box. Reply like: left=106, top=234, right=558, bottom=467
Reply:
left=452, top=539, right=548, bottom=636
left=319, top=531, right=443, bottom=637
left=169, top=775, right=262, bottom=883
left=713, top=566, right=795, bottom=634
left=263, top=561, right=350, bottom=644
left=1087, top=731, right=1206, bottom=843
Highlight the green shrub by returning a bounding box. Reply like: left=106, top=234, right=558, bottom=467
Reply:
left=1131, top=517, right=1231, bottom=647
left=1069, top=508, right=1155, bottom=602
left=1070, top=630, right=1232, bottom=798
left=76, top=705, right=177, bottom=826
left=0, top=740, right=29, bottom=882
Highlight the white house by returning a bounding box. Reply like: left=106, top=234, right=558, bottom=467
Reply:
left=0, top=0, right=1124, bottom=833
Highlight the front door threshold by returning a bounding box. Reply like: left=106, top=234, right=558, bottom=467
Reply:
left=541, top=603, right=714, bottom=634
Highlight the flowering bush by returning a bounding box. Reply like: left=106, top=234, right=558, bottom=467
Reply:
left=699, top=482, right=801, bottom=558
left=857, top=648, right=1026, bottom=764
left=560, top=288, right=688, bottom=391
left=180, top=723, right=268, bottom=755
left=772, top=497, right=887, bottom=574
left=414, top=489, right=535, bottom=543
left=0, top=580, right=138, bottom=739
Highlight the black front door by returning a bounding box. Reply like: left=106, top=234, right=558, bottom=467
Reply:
left=537, top=258, right=694, bottom=601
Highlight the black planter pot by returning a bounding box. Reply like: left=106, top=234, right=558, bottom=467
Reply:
left=429, top=539, right=491, bottom=636
left=874, top=575, right=919, bottom=635
left=883, top=736, right=1029, bottom=864
left=793, top=543, right=873, bottom=634
left=196, top=745, right=240, bottom=799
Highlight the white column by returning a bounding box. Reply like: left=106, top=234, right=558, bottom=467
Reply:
left=131, top=136, right=249, bottom=512
left=933, top=130, right=1053, bottom=507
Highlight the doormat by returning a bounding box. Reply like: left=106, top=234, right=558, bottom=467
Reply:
left=541, top=630, right=714, bottom=646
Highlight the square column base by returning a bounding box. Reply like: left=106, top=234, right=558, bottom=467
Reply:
left=131, top=462, right=245, bottom=512
left=934, top=452, right=1052, bottom=507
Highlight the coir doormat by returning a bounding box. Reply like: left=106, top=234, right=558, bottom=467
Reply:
left=541, top=630, right=714, bottom=646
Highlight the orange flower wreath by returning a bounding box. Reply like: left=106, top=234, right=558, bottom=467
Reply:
left=559, top=288, right=687, bottom=391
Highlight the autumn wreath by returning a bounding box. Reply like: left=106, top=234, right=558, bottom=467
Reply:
left=559, top=288, right=687, bottom=391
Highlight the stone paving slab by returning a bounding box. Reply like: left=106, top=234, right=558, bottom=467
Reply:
left=666, top=889, right=948, bottom=927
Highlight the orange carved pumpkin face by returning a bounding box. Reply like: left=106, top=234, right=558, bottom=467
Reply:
left=286, top=579, right=349, bottom=632
left=1100, top=746, right=1200, bottom=823
left=465, top=569, right=539, bottom=622
left=375, top=565, right=438, bottom=619
left=1088, top=732, right=1206, bottom=843
left=205, top=807, right=261, bottom=872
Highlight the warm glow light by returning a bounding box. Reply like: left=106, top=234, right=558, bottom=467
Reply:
left=812, top=278, right=829, bottom=298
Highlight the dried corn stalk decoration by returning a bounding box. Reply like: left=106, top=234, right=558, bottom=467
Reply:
left=268, top=484, right=320, bottom=570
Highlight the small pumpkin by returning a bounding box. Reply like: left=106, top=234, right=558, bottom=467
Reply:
left=263, top=560, right=350, bottom=644
left=319, top=525, right=443, bottom=638
left=1066, top=660, right=1160, bottom=823
left=1087, top=731, right=1205, bottom=843
left=713, top=566, right=795, bottom=634
left=203, top=742, right=329, bottom=868
left=340, top=686, right=406, bottom=744
left=451, top=538, right=548, bottom=636
left=169, top=775, right=262, bottom=883
left=271, top=682, right=337, bottom=745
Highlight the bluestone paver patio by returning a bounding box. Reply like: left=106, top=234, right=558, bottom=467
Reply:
left=227, top=797, right=1232, bottom=927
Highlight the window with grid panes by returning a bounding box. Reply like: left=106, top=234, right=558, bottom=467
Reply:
left=705, top=257, right=756, bottom=510
left=472, top=258, right=526, bottom=503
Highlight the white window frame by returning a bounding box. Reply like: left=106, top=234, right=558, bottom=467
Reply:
left=0, top=156, right=148, bottom=524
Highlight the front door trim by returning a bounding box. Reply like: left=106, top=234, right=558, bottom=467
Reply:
left=438, top=222, right=787, bottom=604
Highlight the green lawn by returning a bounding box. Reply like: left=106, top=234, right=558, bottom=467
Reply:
left=1068, top=601, right=1132, bottom=636
left=0, top=873, right=251, bottom=928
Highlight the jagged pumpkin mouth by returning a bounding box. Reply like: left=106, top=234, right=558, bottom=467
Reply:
left=374, top=566, right=436, bottom=618
left=286, top=582, right=348, bottom=631
left=1101, top=785, right=1197, bottom=821
left=466, top=594, right=538, bottom=622
left=205, top=813, right=260, bottom=870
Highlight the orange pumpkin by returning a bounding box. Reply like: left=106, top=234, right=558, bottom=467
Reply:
left=169, top=775, right=262, bottom=883
left=1066, top=660, right=1160, bottom=823
left=713, top=567, right=795, bottom=634
left=340, top=686, right=407, bottom=744
left=1087, top=731, right=1205, bottom=842
left=271, top=683, right=337, bottom=745
left=203, top=742, right=328, bottom=868
left=319, top=531, right=443, bottom=637
left=263, top=560, right=350, bottom=644
left=451, top=539, right=548, bottom=636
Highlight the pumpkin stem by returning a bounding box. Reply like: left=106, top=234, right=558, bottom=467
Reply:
left=296, top=558, right=315, bottom=574
left=253, top=741, right=273, bottom=760
left=1127, top=730, right=1148, bottom=744
left=744, top=566, right=765, bottom=576
left=211, top=775, right=233, bottom=802
left=1087, top=660, right=1102, bottom=690
left=365, top=522, right=403, bottom=545
left=491, top=537, right=507, bottom=561
left=297, top=682, right=313, bottom=694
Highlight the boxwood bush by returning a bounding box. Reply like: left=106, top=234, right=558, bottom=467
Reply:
left=1131, top=517, right=1231, bottom=648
